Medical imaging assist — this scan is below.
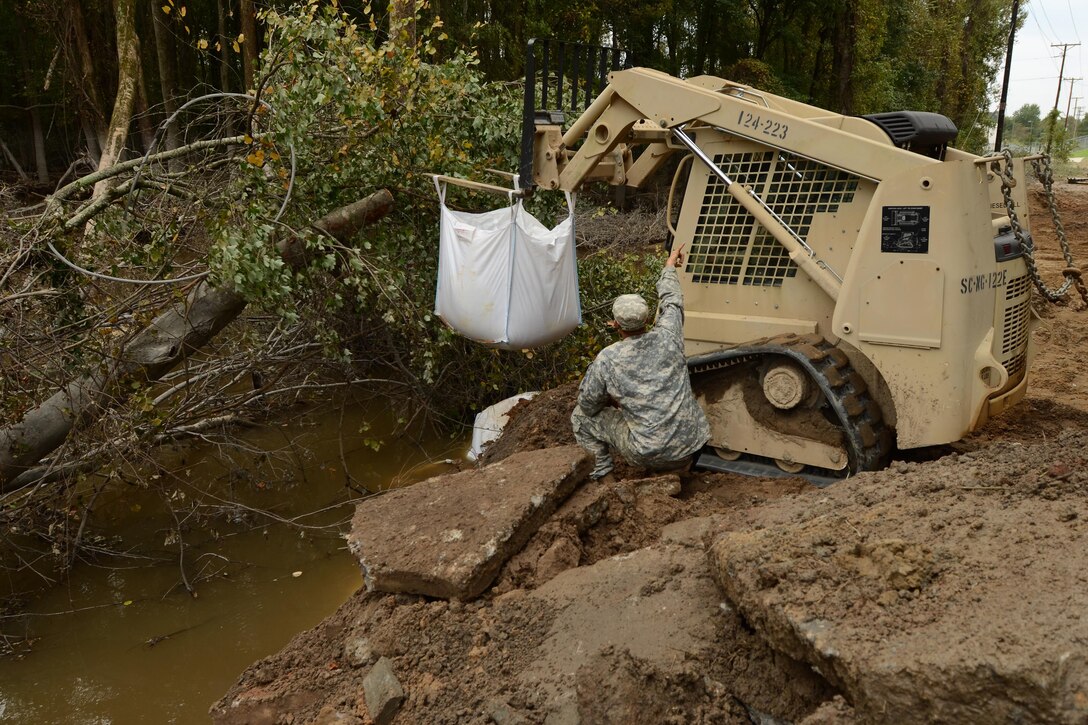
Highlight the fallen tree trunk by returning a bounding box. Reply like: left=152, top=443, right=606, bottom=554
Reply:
left=0, top=189, right=393, bottom=491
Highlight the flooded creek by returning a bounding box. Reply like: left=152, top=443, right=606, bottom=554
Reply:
left=0, top=395, right=465, bottom=723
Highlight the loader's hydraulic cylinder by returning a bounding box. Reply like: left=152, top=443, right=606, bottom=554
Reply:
left=562, top=88, right=616, bottom=150
left=670, top=128, right=842, bottom=301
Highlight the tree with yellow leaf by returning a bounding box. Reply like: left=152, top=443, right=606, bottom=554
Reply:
left=240, top=0, right=258, bottom=90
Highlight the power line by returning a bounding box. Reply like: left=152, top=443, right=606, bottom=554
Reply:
left=1009, top=75, right=1067, bottom=82
left=1030, top=15, right=1059, bottom=70
left=1038, top=0, right=1061, bottom=42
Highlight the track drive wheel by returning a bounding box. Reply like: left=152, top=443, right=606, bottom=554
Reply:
left=689, top=333, right=893, bottom=479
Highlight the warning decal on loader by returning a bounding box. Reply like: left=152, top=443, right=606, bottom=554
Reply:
left=880, top=206, right=930, bottom=254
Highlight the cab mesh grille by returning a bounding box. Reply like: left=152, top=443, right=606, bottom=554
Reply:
left=688, top=152, right=858, bottom=286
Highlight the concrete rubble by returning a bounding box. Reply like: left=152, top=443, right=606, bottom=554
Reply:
left=362, top=657, right=405, bottom=725
left=346, top=445, right=592, bottom=600
left=518, top=540, right=725, bottom=720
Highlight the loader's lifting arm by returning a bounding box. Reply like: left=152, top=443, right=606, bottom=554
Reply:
left=520, top=40, right=958, bottom=305
left=528, top=65, right=941, bottom=196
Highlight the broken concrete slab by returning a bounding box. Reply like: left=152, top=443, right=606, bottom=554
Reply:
left=363, top=657, right=405, bottom=725
left=710, top=453, right=1088, bottom=724
left=347, top=445, right=592, bottom=600
left=518, top=543, right=725, bottom=716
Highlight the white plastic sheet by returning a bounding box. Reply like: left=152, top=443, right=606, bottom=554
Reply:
left=434, top=179, right=581, bottom=350
left=466, top=391, right=538, bottom=462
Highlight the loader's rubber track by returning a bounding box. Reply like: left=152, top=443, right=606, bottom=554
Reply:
left=687, top=333, right=894, bottom=477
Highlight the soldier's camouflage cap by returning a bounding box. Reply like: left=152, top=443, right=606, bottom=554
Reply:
left=612, top=294, right=649, bottom=331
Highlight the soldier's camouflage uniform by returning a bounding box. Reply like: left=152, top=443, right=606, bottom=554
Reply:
left=571, top=266, right=711, bottom=478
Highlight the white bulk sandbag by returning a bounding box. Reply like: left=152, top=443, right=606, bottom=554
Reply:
left=466, top=391, right=538, bottom=462
left=434, top=179, right=580, bottom=349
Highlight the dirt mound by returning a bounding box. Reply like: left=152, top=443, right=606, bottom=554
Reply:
left=212, top=476, right=828, bottom=725
left=712, top=430, right=1088, bottom=723
left=477, top=383, right=579, bottom=464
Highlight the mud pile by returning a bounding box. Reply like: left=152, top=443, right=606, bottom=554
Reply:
left=713, top=430, right=1088, bottom=723
left=211, top=443, right=827, bottom=723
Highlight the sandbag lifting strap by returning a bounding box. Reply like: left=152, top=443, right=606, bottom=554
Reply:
left=433, top=176, right=580, bottom=350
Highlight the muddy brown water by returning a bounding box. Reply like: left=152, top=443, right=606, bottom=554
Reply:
left=0, top=397, right=466, bottom=723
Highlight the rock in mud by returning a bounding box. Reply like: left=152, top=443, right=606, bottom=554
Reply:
left=347, top=445, right=592, bottom=600
left=535, top=536, right=581, bottom=583
left=711, top=440, right=1088, bottom=724
left=343, top=636, right=375, bottom=668
left=487, top=698, right=528, bottom=725
left=363, top=656, right=405, bottom=725
left=633, top=473, right=682, bottom=497
left=798, top=695, right=857, bottom=724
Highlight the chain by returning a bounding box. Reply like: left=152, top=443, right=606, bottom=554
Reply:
left=1030, top=154, right=1088, bottom=305
left=989, top=149, right=1086, bottom=304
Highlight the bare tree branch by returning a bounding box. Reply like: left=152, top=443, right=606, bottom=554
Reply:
left=44, top=133, right=255, bottom=216
left=0, top=189, right=394, bottom=491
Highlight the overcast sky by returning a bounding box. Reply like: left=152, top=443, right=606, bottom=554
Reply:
left=994, top=0, right=1088, bottom=117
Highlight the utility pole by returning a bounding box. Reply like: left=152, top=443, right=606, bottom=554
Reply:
left=1064, top=78, right=1081, bottom=131
left=994, top=0, right=1020, bottom=150
left=1047, top=43, right=1080, bottom=153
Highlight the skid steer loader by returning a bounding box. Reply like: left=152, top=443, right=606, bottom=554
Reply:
left=519, top=40, right=1040, bottom=480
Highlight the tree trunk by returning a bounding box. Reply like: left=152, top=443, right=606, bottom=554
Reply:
left=808, top=29, right=829, bottom=104
left=151, top=0, right=181, bottom=157
left=30, top=107, right=49, bottom=184
left=954, top=4, right=978, bottom=125
left=69, top=0, right=108, bottom=151
left=753, top=0, right=776, bottom=59
left=135, top=64, right=157, bottom=153
left=663, top=15, right=680, bottom=77
left=0, top=136, right=30, bottom=182
left=830, top=0, right=857, bottom=115
left=217, top=0, right=235, bottom=136
left=693, top=0, right=713, bottom=76
left=0, top=190, right=394, bottom=491
left=17, top=31, right=50, bottom=184
left=216, top=0, right=232, bottom=93
left=239, top=0, right=258, bottom=91
left=389, top=0, right=418, bottom=47
left=92, top=0, right=141, bottom=203
left=81, top=119, right=103, bottom=167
